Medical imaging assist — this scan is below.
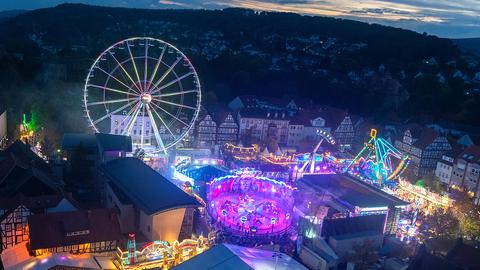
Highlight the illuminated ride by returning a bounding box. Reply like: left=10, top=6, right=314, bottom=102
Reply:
left=223, top=143, right=259, bottom=162
left=118, top=234, right=212, bottom=270
left=207, top=168, right=295, bottom=236
left=345, top=129, right=410, bottom=184
left=84, top=37, right=201, bottom=155
left=260, top=152, right=296, bottom=166
left=298, top=130, right=336, bottom=174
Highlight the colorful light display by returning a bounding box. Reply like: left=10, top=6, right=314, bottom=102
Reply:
left=117, top=236, right=212, bottom=270
left=20, top=113, right=37, bottom=143
left=260, top=153, right=296, bottom=166
left=298, top=130, right=336, bottom=174
left=207, top=168, right=294, bottom=236
left=224, top=143, right=259, bottom=161
left=395, top=179, right=453, bottom=208
left=345, top=129, right=410, bottom=184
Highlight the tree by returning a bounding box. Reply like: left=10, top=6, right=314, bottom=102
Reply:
left=423, top=173, right=443, bottom=193
left=454, top=192, right=480, bottom=240
left=422, top=208, right=459, bottom=240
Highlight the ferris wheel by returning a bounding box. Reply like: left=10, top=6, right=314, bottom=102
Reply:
left=83, top=37, right=201, bottom=154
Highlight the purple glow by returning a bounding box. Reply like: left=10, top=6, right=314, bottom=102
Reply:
left=207, top=169, right=294, bottom=236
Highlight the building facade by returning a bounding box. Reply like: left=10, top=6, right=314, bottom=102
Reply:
left=28, top=208, right=121, bottom=256
left=238, top=109, right=290, bottom=145
left=395, top=125, right=452, bottom=177
left=332, top=116, right=355, bottom=152
left=435, top=153, right=456, bottom=185
left=196, top=114, right=217, bottom=148
left=449, top=146, right=480, bottom=203
left=215, top=113, right=238, bottom=146
left=111, top=114, right=154, bottom=146
left=287, top=115, right=331, bottom=149
left=0, top=205, right=30, bottom=252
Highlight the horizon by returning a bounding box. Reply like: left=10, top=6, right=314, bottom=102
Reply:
left=0, top=0, right=479, bottom=39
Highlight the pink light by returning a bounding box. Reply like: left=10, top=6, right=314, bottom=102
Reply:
left=322, top=165, right=327, bottom=170
left=40, top=258, right=48, bottom=264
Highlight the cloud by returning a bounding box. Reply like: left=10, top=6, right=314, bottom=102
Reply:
left=0, top=0, right=478, bottom=38
left=212, top=0, right=479, bottom=38
left=350, top=8, right=413, bottom=16
left=157, top=0, right=193, bottom=8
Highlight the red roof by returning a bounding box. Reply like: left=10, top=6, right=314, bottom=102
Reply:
left=413, top=127, right=440, bottom=148
left=459, top=145, right=480, bottom=162
left=290, top=109, right=322, bottom=126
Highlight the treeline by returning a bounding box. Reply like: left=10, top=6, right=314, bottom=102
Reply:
left=0, top=3, right=478, bottom=137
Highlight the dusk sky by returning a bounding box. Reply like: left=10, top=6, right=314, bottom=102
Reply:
left=1, top=0, right=479, bottom=39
